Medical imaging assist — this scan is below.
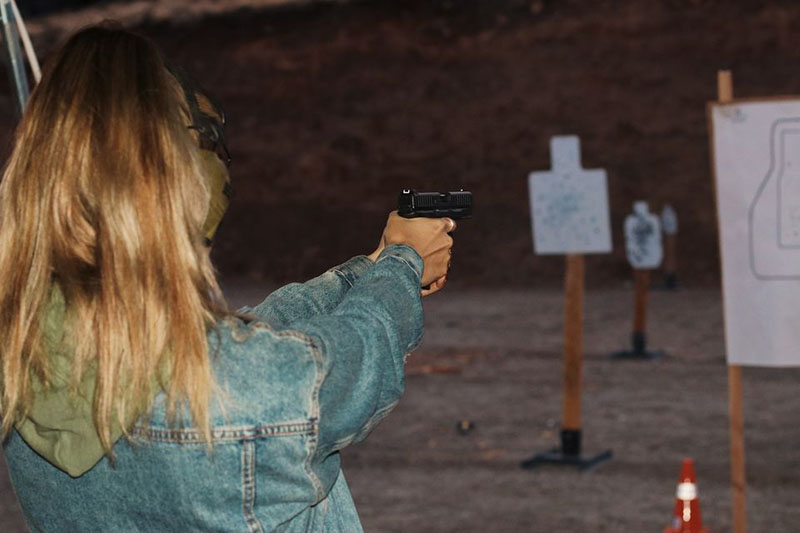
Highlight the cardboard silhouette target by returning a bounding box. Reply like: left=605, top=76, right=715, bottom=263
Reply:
left=522, top=135, right=613, bottom=471
left=613, top=201, right=664, bottom=360
left=624, top=201, right=663, bottom=269
left=528, top=136, right=612, bottom=255
left=661, top=204, right=678, bottom=236
left=711, top=98, right=800, bottom=366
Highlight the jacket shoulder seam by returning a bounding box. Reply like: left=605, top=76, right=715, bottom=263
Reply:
left=222, top=316, right=321, bottom=348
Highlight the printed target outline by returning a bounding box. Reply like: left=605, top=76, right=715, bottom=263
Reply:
left=749, top=117, right=800, bottom=280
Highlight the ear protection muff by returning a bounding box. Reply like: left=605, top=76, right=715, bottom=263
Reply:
left=167, top=64, right=233, bottom=244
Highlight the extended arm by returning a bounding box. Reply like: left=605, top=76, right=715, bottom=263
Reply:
left=285, top=244, right=424, bottom=460
left=240, top=255, right=374, bottom=326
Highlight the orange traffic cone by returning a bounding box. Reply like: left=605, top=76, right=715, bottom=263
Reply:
left=663, top=458, right=710, bottom=533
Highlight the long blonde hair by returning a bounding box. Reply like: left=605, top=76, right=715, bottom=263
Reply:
left=0, top=25, right=226, bottom=452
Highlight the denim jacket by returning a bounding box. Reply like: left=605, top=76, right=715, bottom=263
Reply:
left=3, top=244, right=424, bottom=532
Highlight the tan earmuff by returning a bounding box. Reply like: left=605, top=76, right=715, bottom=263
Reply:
left=168, top=64, right=233, bottom=245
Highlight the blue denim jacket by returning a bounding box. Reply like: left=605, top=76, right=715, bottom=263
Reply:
left=3, top=244, right=424, bottom=532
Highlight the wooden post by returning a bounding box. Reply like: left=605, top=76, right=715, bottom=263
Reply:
left=728, top=365, right=746, bottom=533
left=718, top=69, right=747, bottom=533
left=664, top=233, right=677, bottom=287
left=718, top=69, right=734, bottom=103
left=610, top=267, right=657, bottom=358
left=632, top=269, right=650, bottom=336
left=562, top=253, right=585, bottom=432
left=522, top=248, right=612, bottom=469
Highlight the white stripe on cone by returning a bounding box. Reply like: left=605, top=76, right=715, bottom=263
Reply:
left=676, top=482, right=697, bottom=501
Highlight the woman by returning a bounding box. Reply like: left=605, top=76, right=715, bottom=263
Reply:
left=0, top=25, right=453, bottom=531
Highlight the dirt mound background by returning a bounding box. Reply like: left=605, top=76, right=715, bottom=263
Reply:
left=6, top=0, right=800, bottom=286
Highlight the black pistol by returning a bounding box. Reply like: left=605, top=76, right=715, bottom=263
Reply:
left=397, top=189, right=473, bottom=219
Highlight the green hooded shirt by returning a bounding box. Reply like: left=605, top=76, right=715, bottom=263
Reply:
left=14, top=286, right=137, bottom=478
left=14, top=150, right=229, bottom=477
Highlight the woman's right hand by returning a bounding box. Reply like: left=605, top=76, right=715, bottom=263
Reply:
left=369, top=211, right=455, bottom=289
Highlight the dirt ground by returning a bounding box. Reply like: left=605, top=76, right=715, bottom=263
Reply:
left=2, top=283, right=800, bottom=532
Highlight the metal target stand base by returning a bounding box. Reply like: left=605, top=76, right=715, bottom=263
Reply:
left=610, top=332, right=664, bottom=360
left=655, top=273, right=680, bottom=291
left=520, top=429, right=612, bottom=472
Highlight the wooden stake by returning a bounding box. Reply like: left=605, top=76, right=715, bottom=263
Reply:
left=664, top=234, right=677, bottom=281
left=718, top=70, right=734, bottom=103
left=632, top=269, right=650, bottom=334
left=562, top=253, right=584, bottom=430
left=718, top=68, right=747, bottom=533
left=521, top=250, right=610, bottom=470
left=728, top=364, right=746, bottom=533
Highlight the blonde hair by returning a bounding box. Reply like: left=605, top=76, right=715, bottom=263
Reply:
left=0, top=25, right=226, bottom=452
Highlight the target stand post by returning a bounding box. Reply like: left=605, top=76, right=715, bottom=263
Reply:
left=662, top=235, right=678, bottom=290
left=660, top=204, right=679, bottom=290
left=611, top=269, right=664, bottom=359
left=612, top=201, right=665, bottom=360
left=524, top=137, right=613, bottom=472
left=521, top=254, right=613, bottom=471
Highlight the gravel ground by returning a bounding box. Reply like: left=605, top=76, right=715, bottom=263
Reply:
left=2, top=284, right=799, bottom=532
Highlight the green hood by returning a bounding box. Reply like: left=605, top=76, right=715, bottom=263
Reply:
left=15, top=287, right=134, bottom=478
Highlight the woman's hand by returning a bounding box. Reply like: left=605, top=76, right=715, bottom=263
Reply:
left=368, top=211, right=455, bottom=294
left=420, top=274, right=448, bottom=296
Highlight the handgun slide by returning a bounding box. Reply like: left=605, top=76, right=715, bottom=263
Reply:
left=397, top=189, right=473, bottom=219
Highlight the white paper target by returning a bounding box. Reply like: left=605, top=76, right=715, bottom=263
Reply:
left=528, top=136, right=612, bottom=255
left=661, top=204, right=678, bottom=235
left=711, top=99, right=800, bottom=366
left=624, top=201, right=663, bottom=269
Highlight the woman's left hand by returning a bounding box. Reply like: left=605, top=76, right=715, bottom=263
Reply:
left=420, top=275, right=447, bottom=297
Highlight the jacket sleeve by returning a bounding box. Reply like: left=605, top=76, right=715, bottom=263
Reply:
left=284, top=244, right=424, bottom=460
left=239, top=255, right=374, bottom=327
